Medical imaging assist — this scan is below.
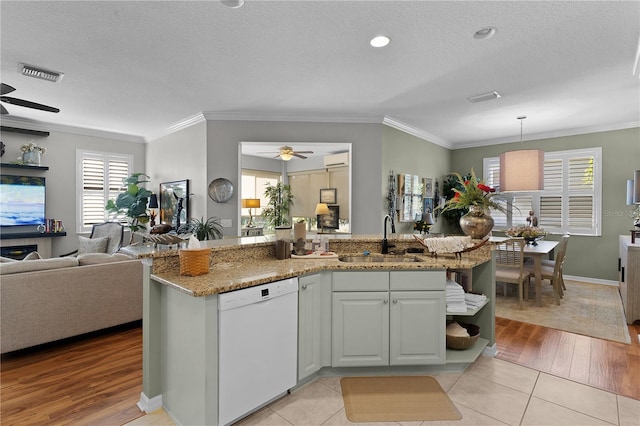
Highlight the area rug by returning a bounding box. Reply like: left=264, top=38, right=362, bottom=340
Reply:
left=495, top=279, right=631, bottom=344
left=340, top=376, right=462, bottom=422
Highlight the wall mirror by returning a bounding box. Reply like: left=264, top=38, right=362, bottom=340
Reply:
left=239, top=142, right=352, bottom=235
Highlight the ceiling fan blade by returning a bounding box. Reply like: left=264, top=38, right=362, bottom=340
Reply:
left=0, top=96, right=59, bottom=113
left=293, top=153, right=308, bottom=159
left=295, top=151, right=314, bottom=154
left=1, top=83, right=16, bottom=96
left=0, top=104, right=8, bottom=115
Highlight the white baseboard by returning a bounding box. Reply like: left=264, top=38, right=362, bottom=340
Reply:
left=563, top=274, right=619, bottom=287
left=137, top=392, right=163, bottom=414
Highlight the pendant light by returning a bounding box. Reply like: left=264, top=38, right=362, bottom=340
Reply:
left=499, top=116, right=544, bottom=192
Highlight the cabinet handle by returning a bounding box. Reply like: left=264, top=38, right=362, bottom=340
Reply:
left=393, top=299, right=398, bottom=304
left=301, top=284, right=307, bottom=290
left=383, top=299, right=389, bottom=304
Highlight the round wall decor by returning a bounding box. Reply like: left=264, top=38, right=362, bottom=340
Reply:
left=208, top=178, right=234, bottom=203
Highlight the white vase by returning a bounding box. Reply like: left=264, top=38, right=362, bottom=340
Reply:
left=22, top=151, right=41, bottom=166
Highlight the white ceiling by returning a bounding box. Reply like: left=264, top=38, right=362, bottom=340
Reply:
left=1, top=1, right=639, bottom=148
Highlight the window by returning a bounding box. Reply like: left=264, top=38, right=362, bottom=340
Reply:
left=241, top=169, right=281, bottom=219
left=77, top=150, right=132, bottom=233
left=483, top=147, right=601, bottom=236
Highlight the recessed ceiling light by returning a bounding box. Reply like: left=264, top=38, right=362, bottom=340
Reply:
left=370, top=35, right=390, bottom=48
left=220, top=0, right=244, bottom=8
left=474, top=26, right=497, bottom=40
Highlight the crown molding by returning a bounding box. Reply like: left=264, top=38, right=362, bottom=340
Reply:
left=0, top=116, right=145, bottom=143
left=381, top=116, right=452, bottom=149
left=202, top=111, right=383, bottom=124
left=453, top=121, right=640, bottom=149
left=147, top=112, right=206, bottom=142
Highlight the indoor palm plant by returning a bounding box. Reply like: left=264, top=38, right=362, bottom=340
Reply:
left=178, top=216, right=223, bottom=241
left=262, top=182, right=294, bottom=229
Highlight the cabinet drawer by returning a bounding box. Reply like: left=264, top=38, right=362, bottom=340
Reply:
left=390, top=270, right=445, bottom=291
left=333, top=271, right=389, bottom=291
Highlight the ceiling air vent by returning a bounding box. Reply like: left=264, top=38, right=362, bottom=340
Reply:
left=18, top=63, right=64, bottom=83
left=467, top=91, right=501, bottom=103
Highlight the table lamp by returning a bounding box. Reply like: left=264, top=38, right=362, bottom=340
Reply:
left=315, top=203, right=330, bottom=234
left=423, top=210, right=434, bottom=234
left=148, top=193, right=159, bottom=227
left=242, top=198, right=261, bottom=227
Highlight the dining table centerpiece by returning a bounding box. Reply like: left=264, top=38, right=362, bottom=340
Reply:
left=438, top=168, right=506, bottom=239
left=505, top=225, right=547, bottom=245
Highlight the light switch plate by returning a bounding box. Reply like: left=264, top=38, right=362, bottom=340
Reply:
left=220, top=219, right=232, bottom=228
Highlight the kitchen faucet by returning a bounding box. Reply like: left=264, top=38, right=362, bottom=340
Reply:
left=381, top=214, right=396, bottom=254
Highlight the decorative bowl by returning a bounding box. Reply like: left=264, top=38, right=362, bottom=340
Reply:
left=446, top=322, right=480, bottom=350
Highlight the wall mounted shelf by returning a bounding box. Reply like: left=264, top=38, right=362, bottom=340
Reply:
left=0, top=163, right=49, bottom=171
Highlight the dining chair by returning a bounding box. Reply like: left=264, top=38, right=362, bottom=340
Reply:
left=495, top=238, right=529, bottom=309
left=527, top=234, right=569, bottom=304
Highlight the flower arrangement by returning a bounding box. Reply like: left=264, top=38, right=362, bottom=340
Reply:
left=439, top=168, right=506, bottom=214
left=20, top=141, right=46, bottom=154
left=505, top=225, right=547, bottom=239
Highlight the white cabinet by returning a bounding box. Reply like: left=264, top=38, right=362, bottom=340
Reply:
left=331, top=270, right=446, bottom=367
left=619, top=236, right=640, bottom=324
left=298, top=272, right=332, bottom=380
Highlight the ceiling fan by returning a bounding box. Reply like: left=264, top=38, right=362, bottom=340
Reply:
left=1, top=83, right=60, bottom=115
left=257, top=145, right=314, bottom=161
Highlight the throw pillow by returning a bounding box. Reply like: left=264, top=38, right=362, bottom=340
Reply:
left=77, top=236, right=109, bottom=255
left=22, top=251, right=42, bottom=260
left=0, top=256, right=18, bottom=263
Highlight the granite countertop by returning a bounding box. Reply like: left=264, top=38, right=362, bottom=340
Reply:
left=151, top=250, right=490, bottom=297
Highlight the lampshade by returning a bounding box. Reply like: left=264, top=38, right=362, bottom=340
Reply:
left=242, top=198, right=261, bottom=209
left=634, top=170, right=640, bottom=204
left=627, top=179, right=635, bottom=205
left=148, top=193, right=158, bottom=209
left=423, top=212, right=434, bottom=225
left=314, top=203, right=330, bottom=215
left=499, top=150, right=544, bottom=191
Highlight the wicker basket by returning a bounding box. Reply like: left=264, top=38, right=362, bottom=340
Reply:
left=179, top=248, right=211, bottom=276
left=446, top=322, right=480, bottom=350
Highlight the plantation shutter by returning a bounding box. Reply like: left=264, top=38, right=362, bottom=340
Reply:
left=78, top=151, right=132, bottom=233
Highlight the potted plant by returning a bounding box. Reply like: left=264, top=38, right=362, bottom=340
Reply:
left=105, top=173, right=152, bottom=242
left=262, top=182, right=294, bottom=229
left=178, top=216, right=223, bottom=241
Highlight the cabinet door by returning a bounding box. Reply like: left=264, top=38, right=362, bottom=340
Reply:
left=389, top=291, right=445, bottom=365
left=332, top=292, right=389, bottom=367
left=298, top=273, right=331, bottom=380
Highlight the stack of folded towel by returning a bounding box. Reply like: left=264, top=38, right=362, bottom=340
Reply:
left=446, top=278, right=467, bottom=313
left=464, top=293, right=487, bottom=309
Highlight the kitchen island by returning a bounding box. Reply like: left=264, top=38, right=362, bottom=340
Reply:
left=126, top=234, right=495, bottom=425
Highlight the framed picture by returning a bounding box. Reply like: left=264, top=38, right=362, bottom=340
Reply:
left=318, top=205, right=339, bottom=230
left=320, top=188, right=337, bottom=204
left=160, top=179, right=189, bottom=229
left=424, top=178, right=433, bottom=198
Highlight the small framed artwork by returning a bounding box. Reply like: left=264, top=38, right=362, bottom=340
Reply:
left=318, top=205, right=340, bottom=230
left=320, top=188, right=337, bottom=204
left=160, top=179, right=189, bottom=229
left=424, top=178, right=433, bottom=198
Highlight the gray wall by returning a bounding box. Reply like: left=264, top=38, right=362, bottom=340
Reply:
left=0, top=129, right=146, bottom=256
left=381, top=126, right=452, bottom=235
left=451, top=127, right=640, bottom=281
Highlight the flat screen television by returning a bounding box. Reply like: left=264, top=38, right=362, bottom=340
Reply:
left=0, top=175, right=46, bottom=227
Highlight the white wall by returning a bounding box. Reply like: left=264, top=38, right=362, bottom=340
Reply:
left=0, top=129, right=145, bottom=256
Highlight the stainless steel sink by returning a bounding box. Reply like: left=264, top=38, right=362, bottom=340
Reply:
left=338, top=255, right=424, bottom=263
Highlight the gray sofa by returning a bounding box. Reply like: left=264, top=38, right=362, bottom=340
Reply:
left=0, top=253, right=143, bottom=354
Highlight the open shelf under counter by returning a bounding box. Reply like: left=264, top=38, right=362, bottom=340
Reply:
left=446, top=337, right=489, bottom=364
left=447, top=298, right=489, bottom=316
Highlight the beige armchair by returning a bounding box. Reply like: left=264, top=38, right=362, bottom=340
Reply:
left=61, top=222, right=124, bottom=256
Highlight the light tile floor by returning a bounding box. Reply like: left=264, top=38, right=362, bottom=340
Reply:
left=129, top=355, right=640, bottom=426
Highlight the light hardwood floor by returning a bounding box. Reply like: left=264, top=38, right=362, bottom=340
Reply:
left=1, top=320, right=638, bottom=425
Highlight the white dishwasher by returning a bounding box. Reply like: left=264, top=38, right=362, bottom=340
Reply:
left=218, top=277, right=298, bottom=426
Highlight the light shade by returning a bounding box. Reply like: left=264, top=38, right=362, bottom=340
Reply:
left=279, top=152, right=293, bottom=161
left=242, top=198, right=261, bottom=209
left=634, top=170, right=640, bottom=204
left=423, top=212, right=434, bottom=225
left=148, top=193, right=158, bottom=209
left=314, top=203, right=330, bottom=215
left=627, top=179, right=635, bottom=205
left=499, top=150, right=544, bottom=192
